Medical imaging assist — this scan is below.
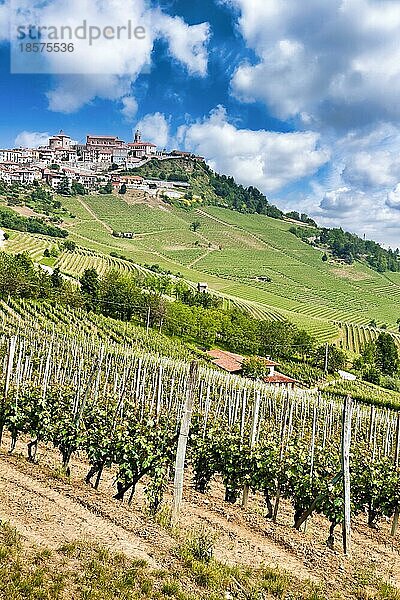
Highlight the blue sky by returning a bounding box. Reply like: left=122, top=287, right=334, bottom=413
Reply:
left=1, top=0, right=400, bottom=247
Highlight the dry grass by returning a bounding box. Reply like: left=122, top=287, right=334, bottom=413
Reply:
left=1, top=522, right=399, bottom=600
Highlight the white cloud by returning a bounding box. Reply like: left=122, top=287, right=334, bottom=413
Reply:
left=336, top=124, right=400, bottom=190
left=46, top=74, right=132, bottom=113
left=226, top=0, right=400, bottom=128
left=121, top=96, right=138, bottom=121
left=154, top=12, right=210, bottom=77
left=6, top=0, right=210, bottom=112
left=320, top=187, right=367, bottom=214
left=136, top=112, right=169, bottom=148
left=14, top=130, right=49, bottom=147
left=178, top=106, right=329, bottom=193
left=0, top=1, right=9, bottom=42
left=387, top=185, right=400, bottom=211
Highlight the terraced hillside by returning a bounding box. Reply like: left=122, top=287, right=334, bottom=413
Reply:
left=4, top=191, right=400, bottom=350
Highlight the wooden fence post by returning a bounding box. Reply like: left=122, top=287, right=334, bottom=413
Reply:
left=242, top=391, right=261, bottom=507
left=172, top=361, right=199, bottom=525
left=273, top=393, right=289, bottom=523
left=0, top=336, right=17, bottom=448
left=341, top=395, right=353, bottom=556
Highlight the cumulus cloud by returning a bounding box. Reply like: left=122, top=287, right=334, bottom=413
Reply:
left=337, top=124, right=400, bottom=190
left=320, top=187, right=368, bottom=214
left=226, top=0, right=400, bottom=129
left=46, top=74, right=133, bottom=113
left=121, top=96, right=138, bottom=121
left=387, top=185, right=400, bottom=211
left=6, top=0, right=210, bottom=112
left=178, top=106, right=329, bottom=193
left=154, top=13, right=210, bottom=77
left=14, top=130, right=49, bottom=147
left=136, top=112, right=169, bottom=148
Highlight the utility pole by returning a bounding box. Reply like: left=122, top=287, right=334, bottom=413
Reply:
left=324, top=342, right=329, bottom=373
left=146, top=306, right=150, bottom=334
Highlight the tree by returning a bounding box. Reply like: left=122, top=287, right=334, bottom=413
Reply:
left=57, top=176, right=72, bottom=196
left=51, top=267, right=63, bottom=288
left=293, top=330, right=315, bottom=358
left=119, top=183, right=127, bottom=195
left=190, top=221, right=201, bottom=232
left=62, top=240, right=76, bottom=252
left=322, top=253, right=328, bottom=262
left=100, top=181, right=113, bottom=194
left=71, top=181, right=87, bottom=196
left=242, top=356, right=271, bottom=380
left=99, top=270, right=140, bottom=321
left=362, top=365, right=381, bottom=385
left=375, top=333, right=399, bottom=375
left=80, top=268, right=100, bottom=311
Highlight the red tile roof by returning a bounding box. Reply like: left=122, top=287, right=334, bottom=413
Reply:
left=207, top=349, right=244, bottom=373
left=207, top=349, right=279, bottom=374
left=87, top=135, right=122, bottom=139
left=264, top=372, right=298, bottom=384
left=127, top=142, right=157, bottom=147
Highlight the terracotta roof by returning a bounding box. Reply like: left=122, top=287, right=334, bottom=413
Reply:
left=207, top=349, right=244, bottom=373
left=128, top=142, right=157, bottom=147
left=87, top=135, right=122, bottom=139
left=264, top=372, right=298, bottom=384
left=207, top=350, right=280, bottom=374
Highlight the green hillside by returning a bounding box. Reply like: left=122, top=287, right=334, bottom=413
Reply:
left=3, top=187, right=399, bottom=351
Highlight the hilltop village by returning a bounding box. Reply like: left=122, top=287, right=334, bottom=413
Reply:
left=0, top=129, right=203, bottom=194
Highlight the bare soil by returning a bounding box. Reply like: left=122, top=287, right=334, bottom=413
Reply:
left=1, top=436, right=400, bottom=594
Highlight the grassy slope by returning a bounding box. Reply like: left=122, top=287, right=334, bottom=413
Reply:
left=50, top=192, right=399, bottom=341
left=4, top=187, right=400, bottom=347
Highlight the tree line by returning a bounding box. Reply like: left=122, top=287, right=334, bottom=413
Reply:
left=0, top=206, right=67, bottom=238
left=290, top=225, right=400, bottom=272
left=0, top=252, right=341, bottom=370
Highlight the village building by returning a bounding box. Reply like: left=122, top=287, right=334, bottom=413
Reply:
left=48, top=130, right=72, bottom=151
left=127, top=130, right=157, bottom=158
left=0, top=148, right=40, bottom=164
left=206, top=349, right=298, bottom=388
left=0, top=166, right=41, bottom=184
left=112, top=147, right=129, bottom=165
left=86, top=134, right=125, bottom=148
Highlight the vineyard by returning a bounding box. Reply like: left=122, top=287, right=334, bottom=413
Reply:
left=13, top=192, right=399, bottom=349
left=336, top=321, right=400, bottom=354
left=2, top=320, right=400, bottom=557
left=0, top=298, right=198, bottom=361
left=3, top=196, right=400, bottom=353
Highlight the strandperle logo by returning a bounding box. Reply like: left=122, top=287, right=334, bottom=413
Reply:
left=15, top=20, right=147, bottom=46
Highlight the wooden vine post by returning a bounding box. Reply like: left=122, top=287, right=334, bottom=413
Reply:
left=172, top=361, right=199, bottom=525
left=341, top=395, right=353, bottom=556
left=242, top=391, right=261, bottom=507
left=391, top=413, right=400, bottom=536
left=0, top=336, right=17, bottom=448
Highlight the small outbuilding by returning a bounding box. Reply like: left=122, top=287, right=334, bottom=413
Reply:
left=206, top=349, right=299, bottom=388
left=197, top=282, right=208, bottom=293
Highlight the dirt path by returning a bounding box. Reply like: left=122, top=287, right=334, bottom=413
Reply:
left=0, top=451, right=173, bottom=567
left=77, top=198, right=114, bottom=234
left=188, top=248, right=215, bottom=268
